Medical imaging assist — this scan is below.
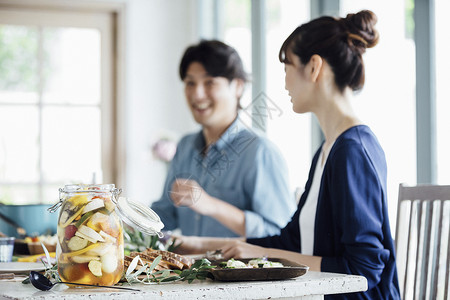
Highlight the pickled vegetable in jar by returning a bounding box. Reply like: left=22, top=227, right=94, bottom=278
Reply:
left=52, top=184, right=164, bottom=286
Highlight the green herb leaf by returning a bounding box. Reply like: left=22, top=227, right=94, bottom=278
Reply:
left=148, top=255, right=162, bottom=273
left=123, top=255, right=216, bottom=285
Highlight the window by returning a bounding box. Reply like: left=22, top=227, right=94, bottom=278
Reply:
left=265, top=0, right=311, bottom=191
left=210, top=0, right=423, bottom=223
left=220, top=0, right=312, bottom=192
left=435, top=0, right=450, bottom=184
left=340, top=1, right=416, bottom=224
left=221, top=0, right=253, bottom=127
left=0, top=4, right=122, bottom=204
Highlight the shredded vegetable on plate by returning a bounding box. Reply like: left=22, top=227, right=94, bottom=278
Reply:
left=221, top=258, right=284, bottom=269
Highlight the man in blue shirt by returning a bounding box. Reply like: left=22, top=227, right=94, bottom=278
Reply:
left=151, top=40, right=295, bottom=238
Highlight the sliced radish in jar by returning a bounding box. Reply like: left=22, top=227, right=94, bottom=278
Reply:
left=82, top=198, right=105, bottom=214
left=78, top=225, right=105, bottom=243
left=86, top=243, right=113, bottom=256
left=99, top=230, right=117, bottom=243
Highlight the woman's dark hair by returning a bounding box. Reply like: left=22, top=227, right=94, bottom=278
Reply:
left=179, top=40, right=248, bottom=83
left=279, top=10, right=379, bottom=92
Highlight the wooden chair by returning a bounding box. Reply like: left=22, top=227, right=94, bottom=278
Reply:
left=395, top=183, right=450, bottom=300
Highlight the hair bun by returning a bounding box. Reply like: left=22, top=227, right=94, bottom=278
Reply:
left=343, top=10, right=379, bottom=52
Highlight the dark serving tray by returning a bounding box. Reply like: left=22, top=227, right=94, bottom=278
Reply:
left=208, top=258, right=309, bottom=282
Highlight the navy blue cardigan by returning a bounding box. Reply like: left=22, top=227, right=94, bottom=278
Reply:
left=247, top=126, right=400, bottom=299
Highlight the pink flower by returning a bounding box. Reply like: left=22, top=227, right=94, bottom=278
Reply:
left=152, top=139, right=177, bottom=162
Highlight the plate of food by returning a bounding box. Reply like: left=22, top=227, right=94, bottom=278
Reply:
left=208, top=258, right=308, bottom=281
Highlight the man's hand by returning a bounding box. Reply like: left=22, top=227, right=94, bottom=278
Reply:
left=169, top=178, right=215, bottom=215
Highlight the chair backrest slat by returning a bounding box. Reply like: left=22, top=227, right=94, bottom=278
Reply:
left=415, top=201, right=432, bottom=299
left=427, top=200, right=442, bottom=300
left=441, top=201, right=450, bottom=300
left=396, top=184, right=450, bottom=300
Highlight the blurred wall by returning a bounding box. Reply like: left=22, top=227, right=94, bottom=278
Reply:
left=120, top=0, right=199, bottom=204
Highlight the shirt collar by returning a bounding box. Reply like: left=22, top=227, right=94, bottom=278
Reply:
left=193, top=116, right=249, bottom=153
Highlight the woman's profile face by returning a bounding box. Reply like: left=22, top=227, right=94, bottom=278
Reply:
left=284, top=53, right=313, bottom=114
left=183, top=62, right=240, bottom=128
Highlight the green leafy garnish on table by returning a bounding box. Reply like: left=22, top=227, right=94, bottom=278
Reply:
left=177, top=258, right=216, bottom=283
left=124, top=256, right=215, bottom=284
left=22, top=243, right=60, bottom=285
left=123, top=226, right=180, bottom=255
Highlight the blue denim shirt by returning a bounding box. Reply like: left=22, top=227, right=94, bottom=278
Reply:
left=151, top=117, right=296, bottom=238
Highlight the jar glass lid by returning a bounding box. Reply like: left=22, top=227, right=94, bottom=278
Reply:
left=115, top=197, right=164, bottom=237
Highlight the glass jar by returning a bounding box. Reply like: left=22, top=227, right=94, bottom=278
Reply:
left=51, top=184, right=163, bottom=286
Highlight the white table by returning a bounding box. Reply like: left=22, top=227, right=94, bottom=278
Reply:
left=0, top=271, right=367, bottom=299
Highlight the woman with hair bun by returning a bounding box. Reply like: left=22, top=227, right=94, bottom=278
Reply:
left=175, top=10, right=400, bottom=299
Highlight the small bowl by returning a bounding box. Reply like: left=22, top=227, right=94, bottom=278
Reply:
left=27, top=242, right=56, bottom=255
left=0, top=237, right=15, bottom=262
left=13, top=239, right=30, bottom=255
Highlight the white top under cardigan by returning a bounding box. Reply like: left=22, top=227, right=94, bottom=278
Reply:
left=299, top=143, right=333, bottom=255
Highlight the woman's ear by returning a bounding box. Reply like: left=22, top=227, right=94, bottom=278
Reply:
left=309, top=54, right=323, bottom=82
